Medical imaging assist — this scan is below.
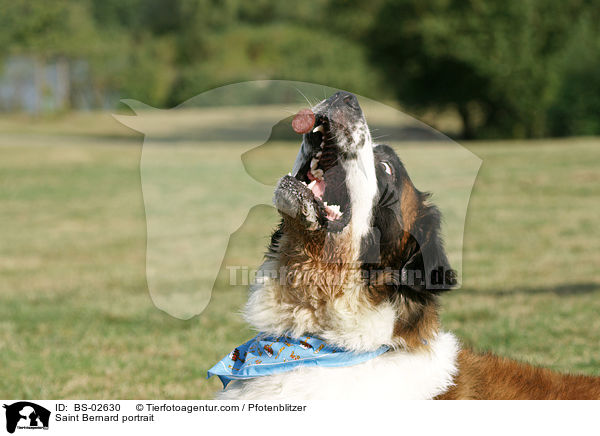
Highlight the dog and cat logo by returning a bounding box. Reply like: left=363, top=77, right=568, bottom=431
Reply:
left=3, top=402, right=50, bottom=434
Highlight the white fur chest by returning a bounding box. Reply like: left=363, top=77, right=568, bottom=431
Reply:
left=215, top=332, right=460, bottom=400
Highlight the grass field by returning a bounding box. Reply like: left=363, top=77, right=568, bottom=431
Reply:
left=0, top=110, right=599, bottom=399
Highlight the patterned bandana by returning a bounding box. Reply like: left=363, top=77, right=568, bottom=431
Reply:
left=207, top=334, right=390, bottom=388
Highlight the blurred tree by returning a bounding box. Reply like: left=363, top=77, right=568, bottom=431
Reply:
left=548, top=17, right=600, bottom=136
left=0, top=0, right=99, bottom=111
left=166, top=0, right=385, bottom=105
left=86, top=32, right=177, bottom=108
left=169, top=23, right=383, bottom=105
left=366, top=0, right=599, bottom=138
left=326, top=0, right=387, bottom=42
left=88, top=0, right=178, bottom=107
left=174, top=0, right=240, bottom=64
left=1, top=0, right=598, bottom=139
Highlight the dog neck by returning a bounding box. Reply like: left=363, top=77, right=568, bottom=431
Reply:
left=246, top=250, right=440, bottom=353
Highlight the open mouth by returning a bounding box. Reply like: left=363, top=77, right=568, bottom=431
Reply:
left=293, top=116, right=351, bottom=229
left=275, top=91, right=370, bottom=233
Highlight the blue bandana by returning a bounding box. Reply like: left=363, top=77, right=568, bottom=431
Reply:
left=207, top=334, right=390, bottom=388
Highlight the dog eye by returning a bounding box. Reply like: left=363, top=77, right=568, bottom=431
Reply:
left=380, top=161, right=393, bottom=176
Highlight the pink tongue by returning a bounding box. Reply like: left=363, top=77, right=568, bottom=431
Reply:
left=312, top=180, right=326, bottom=198
left=308, top=171, right=326, bottom=198
left=307, top=170, right=340, bottom=221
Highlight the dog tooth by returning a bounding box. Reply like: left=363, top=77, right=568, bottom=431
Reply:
left=311, top=158, right=319, bottom=170
left=313, top=125, right=324, bottom=133
left=328, top=204, right=341, bottom=214
left=307, top=180, right=317, bottom=190
left=316, top=151, right=322, bottom=158
left=313, top=169, right=324, bottom=180
left=320, top=141, right=325, bottom=148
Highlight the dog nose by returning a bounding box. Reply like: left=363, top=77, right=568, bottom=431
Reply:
left=329, top=91, right=359, bottom=111
left=343, top=94, right=357, bottom=107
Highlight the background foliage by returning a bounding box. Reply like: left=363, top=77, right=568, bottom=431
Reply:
left=0, top=0, right=598, bottom=138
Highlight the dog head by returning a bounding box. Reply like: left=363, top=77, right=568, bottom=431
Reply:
left=253, top=92, right=454, bottom=351
left=367, top=144, right=456, bottom=294
left=273, top=91, right=377, bottom=239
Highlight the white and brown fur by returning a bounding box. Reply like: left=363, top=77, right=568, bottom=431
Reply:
left=216, top=92, right=600, bottom=400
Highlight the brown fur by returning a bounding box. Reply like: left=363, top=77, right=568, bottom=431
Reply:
left=392, top=299, right=439, bottom=350
left=400, top=178, right=420, bottom=234
left=437, top=349, right=600, bottom=399
left=378, top=150, right=600, bottom=398
left=272, top=129, right=599, bottom=398
left=396, top=178, right=420, bottom=256
left=277, top=210, right=440, bottom=351
left=278, top=222, right=360, bottom=302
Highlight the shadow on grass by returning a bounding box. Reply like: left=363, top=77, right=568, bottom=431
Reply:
left=482, top=282, right=599, bottom=297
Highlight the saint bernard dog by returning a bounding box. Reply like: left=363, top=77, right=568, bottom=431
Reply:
left=216, top=91, right=600, bottom=400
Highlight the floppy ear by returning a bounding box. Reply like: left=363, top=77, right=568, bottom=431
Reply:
left=400, top=203, right=456, bottom=293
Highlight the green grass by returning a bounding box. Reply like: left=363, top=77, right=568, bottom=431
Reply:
left=0, top=111, right=598, bottom=399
